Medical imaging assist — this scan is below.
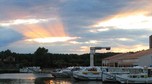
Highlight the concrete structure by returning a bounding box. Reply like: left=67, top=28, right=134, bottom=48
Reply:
left=90, top=47, right=110, bottom=66
left=150, top=35, right=152, bottom=49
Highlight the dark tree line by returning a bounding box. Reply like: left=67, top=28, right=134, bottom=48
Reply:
left=0, top=47, right=119, bottom=69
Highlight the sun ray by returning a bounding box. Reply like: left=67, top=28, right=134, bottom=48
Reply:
left=13, top=17, right=77, bottom=43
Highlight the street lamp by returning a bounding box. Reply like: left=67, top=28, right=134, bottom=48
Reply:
left=90, top=47, right=111, bottom=66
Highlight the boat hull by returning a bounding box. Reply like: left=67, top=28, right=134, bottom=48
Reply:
left=51, top=72, right=70, bottom=78
left=115, top=74, right=152, bottom=83
left=73, top=73, right=102, bottom=81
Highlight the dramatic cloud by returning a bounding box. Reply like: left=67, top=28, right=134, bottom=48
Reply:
left=26, top=37, right=79, bottom=43
left=92, top=0, right=152, bottom=31
left=0, top=0, right=152, bottom=54
left=92, top=14, right=152, bottom=30
left=0, top=28, right=23, bottom=47
left=0, top=18, right=51, bottom=27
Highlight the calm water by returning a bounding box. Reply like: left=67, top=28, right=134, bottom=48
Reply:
left=0, top=78, right=104, bottom=84
left=0, top=73, right=107, bottom=84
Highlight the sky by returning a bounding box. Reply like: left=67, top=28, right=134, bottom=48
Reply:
left=0, top=0, right=152, bottom=54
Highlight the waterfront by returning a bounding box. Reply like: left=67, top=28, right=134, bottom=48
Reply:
left=0, top=73, right=105, bottom=84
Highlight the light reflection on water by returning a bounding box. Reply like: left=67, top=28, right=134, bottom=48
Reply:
left=0, top=73, right=104, bottom=84
left=0, top=73, right=53, bottom=79
left=0, top=78, right=104, bottom=84
left=43, top=78, right=103, bottom=84
left=43, top=79, right=72, bottom=84
left=0, top=79, right=35, bottom=84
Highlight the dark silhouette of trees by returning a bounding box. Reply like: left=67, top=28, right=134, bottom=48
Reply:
left=0, top=47, right=118, bottom=69
left=34, top=47, right=48, bottom=56
left=34, top=47, right=48, bottom=67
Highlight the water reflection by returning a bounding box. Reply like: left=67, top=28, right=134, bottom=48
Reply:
left=36, top=78, right=103, bottom=84
left=35, top=78, right=71, bottom=84
left=0, top=78, right=105, bottom=84
left=0, top=73, right=104, bottom=84
left=0, top=79, right=35, bottom=84
left=0, top=73, right=53, bottom=79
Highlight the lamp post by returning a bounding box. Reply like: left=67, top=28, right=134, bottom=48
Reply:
left=90, top=47, right=110, bottom=67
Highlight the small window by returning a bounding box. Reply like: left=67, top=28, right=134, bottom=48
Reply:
left=133, top=75, right=137, bottom=78
left=129, top=75, right=133, bottom=78
left=141, top=75, right=144, bottom=78
left=88, top=68, right=97, bottom=71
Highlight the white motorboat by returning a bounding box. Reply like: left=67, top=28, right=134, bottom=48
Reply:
left=102, top=67, right=152, bottom=83
left=51, top=67, right=82, bottom=78
left=72, top=66, right=102, bottom=80
left=115, top=73, right=152, bottom=83
left=19, top=66, right=41, bottom=73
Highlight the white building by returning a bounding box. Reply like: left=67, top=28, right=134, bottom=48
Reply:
left=137, top=53, right=152, bottom=67
left=102, top=35, right=152, bottom=67
left=102, top=49, right=152, bottom=67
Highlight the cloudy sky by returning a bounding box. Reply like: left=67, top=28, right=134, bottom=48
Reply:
left=0, top=0, right=152, bottom=54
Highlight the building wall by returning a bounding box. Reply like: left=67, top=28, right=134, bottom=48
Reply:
left=137, top=54, right=152, bottom=67
left=102, top=60, right=110, bottom=66
left=122, top=59, right=138, bottom=63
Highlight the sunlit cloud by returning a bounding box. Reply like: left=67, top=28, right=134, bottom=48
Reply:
left=85, top=40, right=99, bottom=44
left=89, top=28, right=109, bottom=33
left=117, top=38, right=133, bottom=41
left=0, top=18, right=55, bottom=27
left=80, top=46, right=89, bottom=52
left=93, top=14, right=152, bottom=30
left=111, top=44, right=148, bottom=53
left=11, top=17, right=80, bottom=44
left=69, top=40, right=100, bottom=45
left=92, top=1, right=152, bottom=31
left=26, top=37, right=78, bottom=43
left=69, top=41, right=80, bottom=44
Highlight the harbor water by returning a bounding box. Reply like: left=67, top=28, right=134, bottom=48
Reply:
left=0, top=73, right=107, bottom=84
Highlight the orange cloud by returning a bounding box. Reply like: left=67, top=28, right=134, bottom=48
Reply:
left=13, top=17, right=78, bottom=43
left=24, top=24, right=66, bottom=37
left=92, top=1, right=152, bottom=30
left=111, top=44, right=148, bottom=53
left=23, top=25, right=52, bottom=38
left=0, top=19, right=49, bottom=27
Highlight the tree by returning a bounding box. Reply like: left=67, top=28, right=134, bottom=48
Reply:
left=34, top=47, right=48, bottom=56
left=34, top=47, right=48, bottom=67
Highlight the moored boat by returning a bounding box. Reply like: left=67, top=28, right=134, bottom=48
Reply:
left=51, top=67, right=82, bottom=78
left=102, top=67, right=152, bottom=83
left=72, top=66, right=102, bottom=81
left=19, top=66, right=41, bottom=73
left=115, top=73, right=152, bottom=83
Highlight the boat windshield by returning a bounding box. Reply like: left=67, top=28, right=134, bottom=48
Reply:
left=129, top=74, right=148, bottom=78
left=87, top=68, right=97, bottom=71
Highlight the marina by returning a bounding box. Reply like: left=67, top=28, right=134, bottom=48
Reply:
left=50, top=66, right=152, bottom=83
left=1, top=46, right=152, bottom=83
left=2, top=66, right=152, bottom=84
